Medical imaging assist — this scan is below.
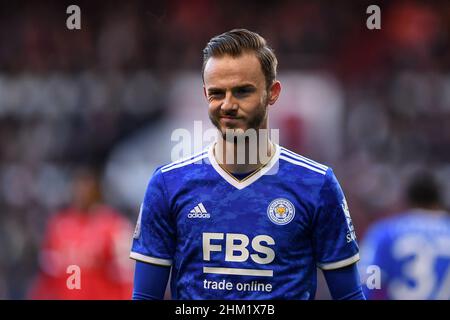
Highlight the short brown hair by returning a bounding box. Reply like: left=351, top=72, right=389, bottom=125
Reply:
left=202, top=29, right=278, bottom=88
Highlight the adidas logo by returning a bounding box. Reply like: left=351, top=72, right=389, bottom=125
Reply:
left=188, top=202, right=210, bottom=219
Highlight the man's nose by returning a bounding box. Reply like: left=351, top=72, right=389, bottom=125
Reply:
left=221, top=92, right=238, bottom=112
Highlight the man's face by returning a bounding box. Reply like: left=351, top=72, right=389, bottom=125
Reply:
left=203, top=52, right=279, bottom=136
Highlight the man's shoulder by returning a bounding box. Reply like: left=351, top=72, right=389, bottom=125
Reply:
left=155, top=147, right=210, bottom=177
left=278, top=145, right=330, bottom=177
left=390, top=210, right=450, bottom=234
left=362, top=211, right=448, bottom=242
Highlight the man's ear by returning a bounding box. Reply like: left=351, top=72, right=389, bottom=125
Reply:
left=203, top=85, right=207, bottom=99
left=267, top=81, right=281, bottom=105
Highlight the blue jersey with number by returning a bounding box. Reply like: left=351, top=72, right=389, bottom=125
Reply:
left=359, top=210, right=450, bottom=300
left=130, top=143, right=360, bottom=299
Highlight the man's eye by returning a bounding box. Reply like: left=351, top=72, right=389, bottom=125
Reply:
left=209, top=93, right=224, bottom=99
left=234, top=88, right=254, bottom=97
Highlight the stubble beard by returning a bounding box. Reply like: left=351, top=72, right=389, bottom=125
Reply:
left=209, top=100, right=269, bottom=141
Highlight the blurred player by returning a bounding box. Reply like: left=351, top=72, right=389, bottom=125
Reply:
left=28, top=166, right=133, bottom=299
left=360, top=170, right=450, bottom=300
left=130, top=29, right=365, bottom=300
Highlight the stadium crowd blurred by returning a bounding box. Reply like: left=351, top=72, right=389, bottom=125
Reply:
left=0, top=0, right=449, bottom=299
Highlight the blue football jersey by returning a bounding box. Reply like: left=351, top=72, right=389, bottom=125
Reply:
left=130, top=143, right=360, bottom=299
left=359, top=210, right=450, bottom=300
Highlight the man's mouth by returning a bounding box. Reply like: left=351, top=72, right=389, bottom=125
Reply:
left=220, top=116, right=240, bottom=120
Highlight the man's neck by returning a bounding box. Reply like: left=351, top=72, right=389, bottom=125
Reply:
left=214, top=137, right=275, bottom=174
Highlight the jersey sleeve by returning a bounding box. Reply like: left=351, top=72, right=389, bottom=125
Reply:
left=358, top=224, right=385, bottom=273
left=130, top=167, right=175, bottom=267
left=358, top=223, right=390, bottom=299
left=312, top=168, right=360, bottom=270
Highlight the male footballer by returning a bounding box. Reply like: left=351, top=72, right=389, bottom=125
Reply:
left=130, top=29, right=365, bottom=300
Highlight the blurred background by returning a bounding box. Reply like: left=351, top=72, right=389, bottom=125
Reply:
left=0, top=0, right=449, bottom=299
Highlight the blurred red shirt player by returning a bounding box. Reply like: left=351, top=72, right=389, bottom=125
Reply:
left=28, top=167, right=133, bottom=299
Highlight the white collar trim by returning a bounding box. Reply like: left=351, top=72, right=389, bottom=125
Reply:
left=208, top=142, right=280, bottom=190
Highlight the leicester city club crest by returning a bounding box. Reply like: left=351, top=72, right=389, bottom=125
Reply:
left=267, top=198, right=295, bottom=225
